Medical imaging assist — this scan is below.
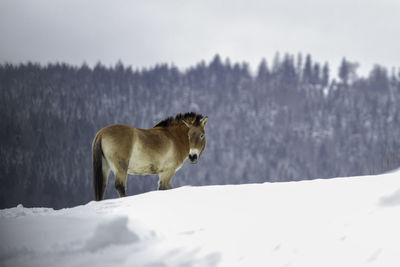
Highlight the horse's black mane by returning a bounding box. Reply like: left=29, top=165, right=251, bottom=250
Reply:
left=154, top=112, right=204, bottom=127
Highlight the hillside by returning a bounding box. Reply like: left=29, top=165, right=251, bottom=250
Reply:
left=1, top=171, right=400, bottom=267
left=1, top=59, right=399, bottom=209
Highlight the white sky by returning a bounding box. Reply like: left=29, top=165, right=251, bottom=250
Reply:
left=1, top=0, right=399, bottom=76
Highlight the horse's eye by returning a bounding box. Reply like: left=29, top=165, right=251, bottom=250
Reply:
left=200, top=134, right=204, bottom=139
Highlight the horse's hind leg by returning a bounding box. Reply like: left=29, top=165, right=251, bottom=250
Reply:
left=115, top=171, right=127, bottom=197
left=109, top=156, right=128, bottom=197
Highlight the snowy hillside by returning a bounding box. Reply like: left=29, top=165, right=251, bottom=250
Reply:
left=1, top=171, right=400, bottom=267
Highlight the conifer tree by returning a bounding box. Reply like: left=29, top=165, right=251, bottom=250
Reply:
left=322, top=63, right=330, bottom=87
left=303, top=54, right=312, bottom=84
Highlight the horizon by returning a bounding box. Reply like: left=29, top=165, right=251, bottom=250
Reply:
left=1, top=53, right=397, bottom=80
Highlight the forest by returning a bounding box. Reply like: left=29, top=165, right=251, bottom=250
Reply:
left=1, top=53, right=399, bottom=209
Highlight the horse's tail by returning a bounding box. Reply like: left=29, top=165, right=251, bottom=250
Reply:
left=92, top=133, right=104, bottom=201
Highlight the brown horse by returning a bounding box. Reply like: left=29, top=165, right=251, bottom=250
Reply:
left=92, top=112, right=208, bottom=201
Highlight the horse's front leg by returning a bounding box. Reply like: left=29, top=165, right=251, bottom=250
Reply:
left=158, top=171, right=175, bottom=190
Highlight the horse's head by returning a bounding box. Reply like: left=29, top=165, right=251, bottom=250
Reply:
left=183, top=116, right=208, bottom=164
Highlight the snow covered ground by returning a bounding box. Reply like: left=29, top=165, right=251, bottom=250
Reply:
left=1, top=170, right=400, bottom=267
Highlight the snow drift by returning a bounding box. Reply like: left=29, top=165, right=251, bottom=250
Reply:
left=1, top=170, right=400, bottom=267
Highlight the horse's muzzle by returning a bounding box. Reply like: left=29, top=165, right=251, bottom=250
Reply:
left=189, top=153, right=198, bottom=164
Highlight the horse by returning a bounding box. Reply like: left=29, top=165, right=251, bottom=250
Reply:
left=92, top=112, right=208, bottom=201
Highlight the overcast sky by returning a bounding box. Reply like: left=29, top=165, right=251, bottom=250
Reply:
left=1, top=0, right=399, bottom=76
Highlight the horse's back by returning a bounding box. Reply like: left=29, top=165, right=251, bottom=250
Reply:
left=98, top=124, right=135, bottom=146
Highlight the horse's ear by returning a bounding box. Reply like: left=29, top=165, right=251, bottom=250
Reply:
left=182, top=120, right=190, bottom=128
left=200, top=116, right=208, bottom=127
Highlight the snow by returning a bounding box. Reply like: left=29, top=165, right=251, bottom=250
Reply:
left=1, top=170, right=400, bottom=267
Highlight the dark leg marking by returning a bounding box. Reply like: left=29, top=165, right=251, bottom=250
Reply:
left=115, top=181, right=126, bottom=197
